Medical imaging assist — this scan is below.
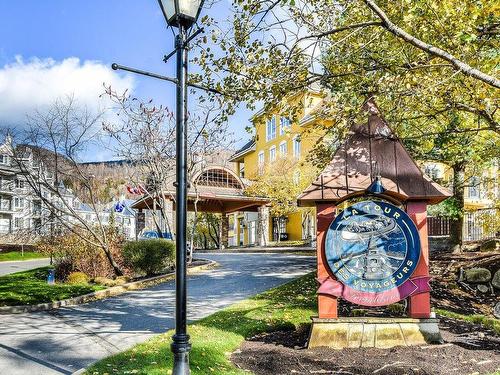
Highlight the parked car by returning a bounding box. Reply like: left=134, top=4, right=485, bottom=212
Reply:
left=139, top=231, right=173, bottom=240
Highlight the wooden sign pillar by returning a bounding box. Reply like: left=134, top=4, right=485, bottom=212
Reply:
left=317, top=203, right=338, bottom=318
left=407, top=201, right=431, bottom=319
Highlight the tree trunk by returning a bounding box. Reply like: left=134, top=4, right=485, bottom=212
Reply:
left=276, top=217, right=281, bottom=243
left=450, top=162, right=466, bottom=253
left=207, top=215, right=220, bottom=248
left=202, top=232, right=208, bottom=250
left=102, top=245, right=124, bottom=276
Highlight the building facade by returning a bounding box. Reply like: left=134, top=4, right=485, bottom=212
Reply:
left=0, top=136, right=136, bottom=245
left=228, top=89, right=330, bottom=246
left=229, top=91, right=499, bottom=248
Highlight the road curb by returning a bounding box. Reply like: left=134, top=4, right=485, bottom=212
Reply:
left=0, top=259, right=217, bottom=315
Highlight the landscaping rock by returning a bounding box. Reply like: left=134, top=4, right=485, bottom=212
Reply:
left=494, top=302, right=500, bottom=319
left=480, top=239, right=499, bottom=252
left=463, top=268, right=491, bottom=283
left=492, top=270, right=500, bottom=290
left=476, top=284, right=488, bottom=293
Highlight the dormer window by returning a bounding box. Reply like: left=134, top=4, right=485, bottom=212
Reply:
left=0, top=155, right=9, bottom=165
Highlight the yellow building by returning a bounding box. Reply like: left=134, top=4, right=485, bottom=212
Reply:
left=228, top=89, right=499, bottom=247
left=421, top=161, right=499, bottom=211
left=228, top=89, right=329, bottom=246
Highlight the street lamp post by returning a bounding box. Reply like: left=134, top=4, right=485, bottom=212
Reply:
left=113, top=2, right=205, bottom=372
left=157, top=1, right=204, bottom=374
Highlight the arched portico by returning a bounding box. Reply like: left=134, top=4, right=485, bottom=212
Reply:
left=131, top=166, right=269, bottom=247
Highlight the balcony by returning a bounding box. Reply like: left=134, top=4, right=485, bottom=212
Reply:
left=0, top=201, right=13, bottom=213
left=0, top=225, right=11, bottom=235
left=0, top=183, right=14, bottom=195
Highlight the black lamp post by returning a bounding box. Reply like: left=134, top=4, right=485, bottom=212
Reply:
left=112, top=1, right=206, bottom=373
left=157, top=1, right=204, bottom=374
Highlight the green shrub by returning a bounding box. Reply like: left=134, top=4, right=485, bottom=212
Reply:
left=122, top=239, right=175, bottom=276
left=93, top=277, right=117, bottom=287
left=55, top=258, right=74, bottom=281
left=115, top=276, right=129, bottom=285
left=66, top=271, right=89, bottom=285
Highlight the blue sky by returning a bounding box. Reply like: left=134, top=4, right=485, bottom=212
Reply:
left=0, top=0, right=253, bottom=161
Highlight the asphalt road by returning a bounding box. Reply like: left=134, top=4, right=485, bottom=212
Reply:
left=0, top=253, right=315, bottom=375
left=0, top=258, right=51, bottom=276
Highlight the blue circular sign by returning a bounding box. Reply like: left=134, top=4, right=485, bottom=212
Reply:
left=324, top=200, right=420, bottom=294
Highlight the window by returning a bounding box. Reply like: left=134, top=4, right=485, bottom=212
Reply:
left=195, top=168, right=243, bottom=189
left=280, top=117, right=291, bottom=135
left=293, top=170, right=300, bottom=184
left=269, top=146, right=276, bottom=162
left=0, top=155, right=9, bottom=165
left=258, top=151, right=265, bottom=167
left=257, top=151, right=265, bottom=173
left=468, top=176, right=481, bottom=199
left=293, top=136, right=301, bottom=158
left=424, top=164, right=440, bottom=180
left=266, top=116, right=276, bottom=141
left=15, top=179, right=25, bottom=189
left=14, top=217, right=23, bottom=229
left=279, top=141, right=287, bottom=156
left=14, top=197, right=24, bottom=209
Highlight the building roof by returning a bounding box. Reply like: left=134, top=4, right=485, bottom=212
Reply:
left=297, top=99, right=452, bottom=206
left=228, top=139, right=256, bottom=162
left=131, top=166, right=268, bottom=213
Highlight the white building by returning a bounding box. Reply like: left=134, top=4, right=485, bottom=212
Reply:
left=0, top=136, right=136, bottom=243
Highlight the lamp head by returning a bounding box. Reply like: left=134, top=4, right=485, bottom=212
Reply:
left=158, top=0, right=204, bottom=28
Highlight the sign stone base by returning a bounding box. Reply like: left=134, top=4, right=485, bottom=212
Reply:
left=308, top=317, right=442, bottom=349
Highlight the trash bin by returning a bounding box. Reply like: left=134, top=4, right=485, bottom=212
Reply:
left=47, top=269, right=55, bottom=285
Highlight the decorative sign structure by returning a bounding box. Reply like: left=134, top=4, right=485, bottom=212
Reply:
left=320, top=200, right=431, bottom=306
left=297, top=99, right=451, bottom=348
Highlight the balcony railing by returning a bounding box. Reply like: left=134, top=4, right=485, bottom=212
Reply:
left=0, top=224, right=11, bottom=234
left=0, top=202, right=12, bottom=212
left=0, top=183, right=14, bottom=193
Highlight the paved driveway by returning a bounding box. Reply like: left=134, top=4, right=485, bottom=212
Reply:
left=0, top=258, right=50, bottom=276
left=0, top=253, right=315, bottom=375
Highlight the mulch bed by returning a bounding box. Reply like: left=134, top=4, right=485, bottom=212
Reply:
left=430, top=252, right=499, bottom=316
left=231, top=252, right=500, bottom=375
left=232, top=318, right=500, bottom=375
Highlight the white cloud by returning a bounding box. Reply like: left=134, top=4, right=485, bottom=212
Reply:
left=0, top=56, right=134, bottom=128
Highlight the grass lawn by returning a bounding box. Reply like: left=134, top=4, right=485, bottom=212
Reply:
left=0, top=267, right=106, bottom=306
left=86, top=273, right=318, bottom=375
left=436, top=308, right=500, bottom=335
left=86, top=272, right=500, bottom=375
left=0, top=251, right=48, bottom=262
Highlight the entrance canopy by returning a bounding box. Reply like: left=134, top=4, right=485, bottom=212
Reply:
left=131, top=166, right=268, bottom=213
left=298, top=99, right=451, bottom=206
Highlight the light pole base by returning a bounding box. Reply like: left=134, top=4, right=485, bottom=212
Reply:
left=171, top=334, right=191, bottom=375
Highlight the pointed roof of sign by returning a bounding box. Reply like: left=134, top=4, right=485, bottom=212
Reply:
left=297, top=98, right=451, bottom=206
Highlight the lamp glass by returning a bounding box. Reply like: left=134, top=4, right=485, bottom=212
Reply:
left=159, top=0, right=176, bottom=22
left=178, top=0, right=202, bottom=19
left=159, top=0, right=203, bottom=26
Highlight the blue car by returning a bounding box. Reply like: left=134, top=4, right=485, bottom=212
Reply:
left=140, top=231, right=173, bottom=240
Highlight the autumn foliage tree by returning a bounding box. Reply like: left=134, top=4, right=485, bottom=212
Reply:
left=194, top=0, right=499, bottom=250
left=245, top=158, right=317, bottom=242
